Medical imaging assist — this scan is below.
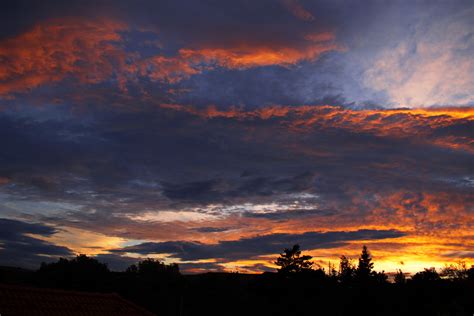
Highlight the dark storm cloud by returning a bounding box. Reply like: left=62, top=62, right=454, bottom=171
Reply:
left=1, top=106, right=472, bottom=236
left=191, top=227, right=233, bottom=233
left=174, top=61, right=348, bottom=108
left=161, top=172, right=315, bottom=204
left=0, top=218, right=72, bottom=268
left=111, top=229, right=406, bottom=261
left=242, top=208, right=335, bottom=221
left=178, top=262, right=226, bottom=273
left=442, top=251, right=474, bottom=259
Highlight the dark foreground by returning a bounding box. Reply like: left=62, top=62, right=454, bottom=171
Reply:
left=1, top=265, right=474, bottom=316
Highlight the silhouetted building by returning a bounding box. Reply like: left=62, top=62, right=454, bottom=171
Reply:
left=0, top=284, right=155, bottom=315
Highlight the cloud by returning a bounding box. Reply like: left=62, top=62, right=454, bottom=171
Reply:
left=175, top=37, right=339, bottom=69
left=0, top=177, right=10, bottom=185
left=0, top=100, right=471, bottom=270
left=1, top=1, right=472, bottom=109
left=112, top=229, right=406, bottom=261
left=242, top=208, right=335, bottom=221
left=364, top=7, right=474, bottom=107
left=0, top=218, right=72, bottom=268
left=0, top=104, right=471, bottom=243
left=0, top=18, right=129, bottom=95
left=190, top=227, right=234, bottom=233
left=178, top=262, right=226, bottom=274
left=280, top=0, right=315, bottom=21
left=160, top=172, right=316, bottom=204
left=0, top=0, right=472, bottom=272
left=160, top=104, right=474, bottom=153
left=0, top=16, right=340, bottom=97
left=442, top=251, right=474, bottom=259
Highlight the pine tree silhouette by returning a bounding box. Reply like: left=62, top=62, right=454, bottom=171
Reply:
left=338, top=255, right=355, bottom=283
left=275, top=244, right=313, bottom=274
left=356, top=245, right=374, bottom=282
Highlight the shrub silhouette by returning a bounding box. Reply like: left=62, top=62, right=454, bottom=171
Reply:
left=440, top=261, right=469, bottom=281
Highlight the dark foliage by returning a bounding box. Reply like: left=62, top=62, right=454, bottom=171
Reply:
left=394, top=269, right=406, bottom=285
left=356, top=245, right=374, bottom=281
left=411, top=267, right=441, bottom=283
left=1, top=247, right=474, bottom=316
left=338, top=255, right=355, bottom=283
left=275, top=244, right=313, bottom=274
left=37, top=254, right=110, bottom=291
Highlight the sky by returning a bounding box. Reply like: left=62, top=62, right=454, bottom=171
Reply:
left=0, top=0, right=473, bottom=273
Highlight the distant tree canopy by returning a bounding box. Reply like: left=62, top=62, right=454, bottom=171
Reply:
left=38, top=255, right=110, bottom=290
left=126, top=258, right=180, bottom=276
left=412, top=268, right=441, bottom=283
left=275, top=244, right=313, bottom=274
left=0, top=245, right=474, bottom=316
left=40, top=254, right=109, bottom=273
left=4, top=245, right=474, bottom=316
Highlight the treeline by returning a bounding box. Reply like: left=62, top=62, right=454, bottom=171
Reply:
left=1, top=245, right=473, bottom=315
left=274, top=244, right=474, bottom=284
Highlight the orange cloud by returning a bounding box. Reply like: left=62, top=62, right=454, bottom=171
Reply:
left=160, top=104, right=474, bottom=121
left=0, top=177, right=10, bottom=185
left=0, top=18, right=130, bottom=95
left=160, top=104, right=474, bottom=152
left=281, top=0, right=315, bottom=21
left=0, top=18, right=340, bottom=96
left=177, top=40, right=339, bottom=69
left=138, top=55, right=201, bottom=84
left=141, top=32, right=340, bottom=81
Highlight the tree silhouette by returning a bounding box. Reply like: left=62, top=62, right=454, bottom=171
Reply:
left=440, top=261, right=469, bottom=281
left=468, top=265, right=474, bottom=280
left=394, top=269, right=406, bottom=284
left=126, top=258, right=180, bottom=277
left=275, top=244, right=313, bottom=274
left=411, top=267, right=441, bottom=283
left=38, top=254, right=109, bottom=291
left=356, top=245, right=374, bottom=281
left=327, top=261, right=338, bottom=280
left=338, top=255, right=355, bottom=283
left=4, top=244, right=474, bottom=316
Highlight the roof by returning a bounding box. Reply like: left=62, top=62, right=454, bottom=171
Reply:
left=0, top=284, right=156, bottom=316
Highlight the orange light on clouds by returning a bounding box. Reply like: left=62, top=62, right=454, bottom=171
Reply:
left=35, top=226, right=128, bottom=256
left=159, top=104, right=473, bottom=152
left=0, top=18, right=341, bottom=96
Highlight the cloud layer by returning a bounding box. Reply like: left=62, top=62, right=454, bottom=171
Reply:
left=0, top=0, right=473, bottom=272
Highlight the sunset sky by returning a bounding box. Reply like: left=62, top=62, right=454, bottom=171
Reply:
left=0, top=0, right=473, bottom=273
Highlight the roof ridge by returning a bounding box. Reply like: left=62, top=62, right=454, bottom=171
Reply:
left=0, top=283, right=156, bottom=315
left=0, top=283, right=119, bottom=298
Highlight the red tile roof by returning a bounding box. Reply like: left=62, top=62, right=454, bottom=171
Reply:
left=0, top=284, right=156, bottom=316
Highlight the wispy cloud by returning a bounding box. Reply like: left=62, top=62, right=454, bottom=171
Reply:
left=364, top=8, right=474, bottom=107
